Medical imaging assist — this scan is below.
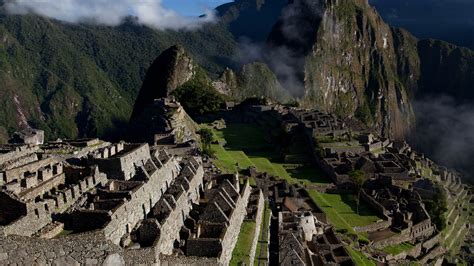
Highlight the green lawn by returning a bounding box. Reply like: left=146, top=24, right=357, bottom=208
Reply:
left=383, top=242, right=415, bottom=255
left=308, top=190, right=382, bottom=234
left=207, top=123, right=331, bottom=185
left=230, top=221, right=257, bottom=266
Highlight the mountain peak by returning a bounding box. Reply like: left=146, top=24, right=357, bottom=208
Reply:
left=131, top=45, right=196, bottom=119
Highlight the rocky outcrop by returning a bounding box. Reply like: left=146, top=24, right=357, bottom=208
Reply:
left=131, top=45, right=196, bottom=120
left=212, top=68, right=238, bottom=96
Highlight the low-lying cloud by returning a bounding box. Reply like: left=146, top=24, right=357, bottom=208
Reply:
left=235, top=39, right=305, bottom=97
left=412, top=95, right=474, bottom=179
left=5, top=0, right=216, bottom=30
left=234, top=0, right=324, bottom=98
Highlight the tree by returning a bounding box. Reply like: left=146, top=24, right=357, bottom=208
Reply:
left=349, top=170, right=366, bottom=214
left=424, top=184, right=448, bottom=231
left=172, top=81, right=225, bottom=117
left=198, top=128, right=214, bottom=157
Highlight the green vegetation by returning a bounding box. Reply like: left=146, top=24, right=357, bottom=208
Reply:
left=254, top=203, right=271, bottom=265
left=424, top=184, right=448, bottom=231
left=0, top=13, right=238, bottom=140
left=236, top=62, right=291, bottom=103
left=349, top=170, right=367, bottom=214
left=346, top=246, right=376, bottom=266
left=308, top=190, right=381, bottom=234
left=383, top=242, right=415, bottom=255
left=198, top=127, right=215, bottom=157
left=355, top=99, right=374, bottom=125
left=230, top=221, right=256, bottom=266
left=207, top=123, right=330, bottom=185
left=173, top=82, right=226, bottom=116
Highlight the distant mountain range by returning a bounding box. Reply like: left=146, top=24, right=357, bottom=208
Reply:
left=0, top=0, right=472, bottom=146
left=370, top=0, right=474, bottom=50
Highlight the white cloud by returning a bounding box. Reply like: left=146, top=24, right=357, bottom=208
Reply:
left=5, top=0, right=216, bottom=30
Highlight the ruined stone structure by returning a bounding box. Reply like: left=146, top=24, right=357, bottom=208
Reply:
left=0, top=147, right=107, bottom=237
left=9, top=128, right=44, bottom=145
left=130, top=97, right=199, bottom=145
left=133, top=157, right=204, bottom=254
left=184, top=177, right=252, bottom=265
left=279, top=211, right=352, bottom=265
left=291, top=109, right=348, bottom=138
left=363, top=177, right=436, bottom=249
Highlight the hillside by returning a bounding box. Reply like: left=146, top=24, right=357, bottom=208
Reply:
left=0, top=13, right=237, bottom=142
left=0, top=0, right=473, bottom=145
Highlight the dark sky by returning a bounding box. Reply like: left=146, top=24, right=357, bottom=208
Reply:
left=369, top=0, right=474, bottom=48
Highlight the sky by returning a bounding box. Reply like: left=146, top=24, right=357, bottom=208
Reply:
left=162, top=0, right=232, bottom=16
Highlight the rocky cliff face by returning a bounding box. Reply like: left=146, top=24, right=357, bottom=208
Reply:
left=287, top=0, right=416, bottom=140
left=131, top=45, right=196, bottom=120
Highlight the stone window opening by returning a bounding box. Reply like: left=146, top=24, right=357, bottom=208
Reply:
left=20, top=178, right=27, bottom=188
left=52, top=165, right=58, bottom=176
left=38, top=171, right=44, bottom=182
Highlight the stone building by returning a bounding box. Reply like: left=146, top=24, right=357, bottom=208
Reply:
left=9, top=128, right=44, bottom=145
left=132, top=157, right=204, bottom=254
left=292, top=110, right=348, bottom=137
left=363, top=177, right=436, bottom=248
left=0, top=153, right=107, bottom=236
left=185, top=176, right=251, bottom=265
left=279, top=211, right=353, bottom=265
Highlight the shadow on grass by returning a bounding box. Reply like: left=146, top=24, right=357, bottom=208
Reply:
left=286, top=165, right=332, bottom=184
left=340, top=194, right=385, bottom=220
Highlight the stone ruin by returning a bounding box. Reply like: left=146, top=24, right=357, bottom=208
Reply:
left=160, top=174, right=253, bottom=265
left=291, top=109, right=348, bottom=138
left=362, top=177, right=437, bottom=249
left=0, top=133, right=264, bottom=265
left=278, top=211, right=352, bottom=265
left=9, top=128, right=44, bottom=146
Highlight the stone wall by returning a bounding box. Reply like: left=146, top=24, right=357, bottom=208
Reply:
left=361, top=189, right=391, bottom=218
left=160, top=254, right=220, bottom=266
left=153, top=158, right=204, bottom=254
left=0, top=231, right=160, bottom=265
left=372, top=229, right=412, bottom=249
left=91, top=143, right=150, bottom=181
left=248, top=190, right=264, bottom=264
left=0, top=145, right=39, bottom=168
left=102, top=156, right=182, bottom=245
left=2, top=170, right=107, bottom=237
left=185, top=180, right=252, bottom=265
left=219, top=181, right=252, bottom=265
left=354, top=220, right=391, bottom=233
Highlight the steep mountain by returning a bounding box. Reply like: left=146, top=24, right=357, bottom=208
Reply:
left=131, top=45, right=197, bottom=120
left=264, top=0, right=419, bottom=140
